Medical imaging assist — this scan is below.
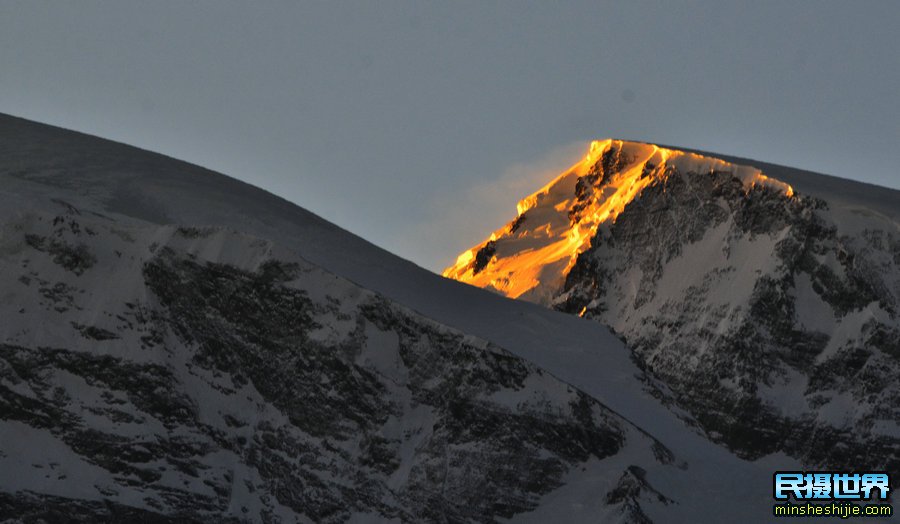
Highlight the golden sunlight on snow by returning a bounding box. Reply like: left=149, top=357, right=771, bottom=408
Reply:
left=442, top=139, right=794, bottom=303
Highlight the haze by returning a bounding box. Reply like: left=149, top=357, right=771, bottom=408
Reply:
left=1, top=1, right=897, bottom=271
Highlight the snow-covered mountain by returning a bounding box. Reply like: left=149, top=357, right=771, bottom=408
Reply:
left=1, top=113, right=883, bottom=523
left=446, top=139, right=900, bottom=479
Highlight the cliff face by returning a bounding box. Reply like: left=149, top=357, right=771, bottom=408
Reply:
left=446, top=140, right=900, bottom=476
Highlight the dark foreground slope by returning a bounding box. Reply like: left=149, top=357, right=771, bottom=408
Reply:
left=0, top=203, right=678, bottom=522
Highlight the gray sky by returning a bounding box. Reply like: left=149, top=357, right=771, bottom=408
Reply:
left=1, top=2, right=898, bottom=271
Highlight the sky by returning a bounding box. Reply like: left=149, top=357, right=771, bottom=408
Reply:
left=1, top=2, right=898, bottom=272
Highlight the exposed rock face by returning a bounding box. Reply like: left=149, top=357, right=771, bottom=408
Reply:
left=0, top=203, right=672, bottom=522
left=447, top=140, right=900, bottom=477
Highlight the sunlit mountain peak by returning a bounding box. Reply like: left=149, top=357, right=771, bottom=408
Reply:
left=443, top=139, right=794, bottom=303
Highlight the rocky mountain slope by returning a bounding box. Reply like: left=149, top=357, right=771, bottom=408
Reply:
left=0, top=200, right=682, bottom=522
left=0, top=113, right=849, bottom=522
left=446, top=139, right=900, bottom=478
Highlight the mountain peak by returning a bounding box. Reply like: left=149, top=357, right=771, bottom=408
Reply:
left=443, top=138, right=900, bottom=478
left=443, top=140, right=794, bottom=303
